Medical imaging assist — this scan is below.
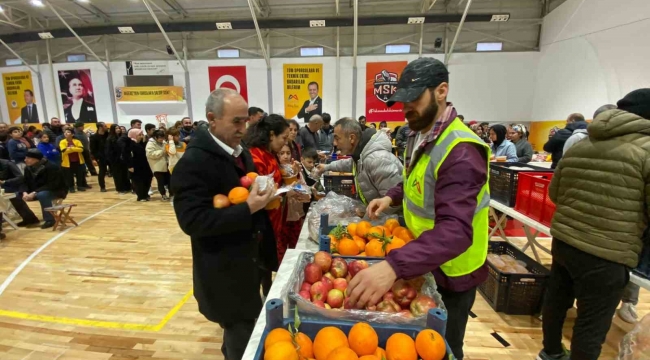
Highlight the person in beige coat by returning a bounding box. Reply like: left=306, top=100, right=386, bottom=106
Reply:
left=145, top=130, right=170, bottom=201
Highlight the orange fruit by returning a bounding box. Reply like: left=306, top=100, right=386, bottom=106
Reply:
left=385, top=333, right=417, bottom=360
left=415, top=329, right=446, bottom=360
left=348, top=323, right=378, bottom=356
left=356, top=221, right=372, bottom=239
left=329, top=234, right=339, bottom=243
left=295, top=332, right=315, bottom=359
left=347, top=223, right=358, bottom=237
left=247, top=172, right=259, bottom=181
left=365, top=240, right=385, bottom=257
left=366, top=226, right=386, bottom=241
left=393, top=228, right=415, bottom=243
left=358, top=252, right=366, bottom=257
left=265, top=340, right=299, bottom=360
left=326, top=346, right=359, bottom=360
left=384, top=218, right=400, bottom=232
left=353, top=236, right=366, bottom=253
left=314, top=327, right=349, bottom=360
left=338, top=238, right=360, bottom=256
left=265, top=197, right=281, bottom=210
left=265, top=328, right=293, bottom=350
left=374, top=347, right=387, bottom=360
left=359, top=356, right=380, bottom=360
left=228, top=187, right=249, bottom=205
left=385, top=237, right=406, bottom=254
left=330, top=239, right=339, bottom=253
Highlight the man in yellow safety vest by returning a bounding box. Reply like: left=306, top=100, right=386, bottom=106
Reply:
left=347, top=58, right=490, bottom=360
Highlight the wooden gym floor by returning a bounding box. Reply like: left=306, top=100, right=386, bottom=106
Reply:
left=0, top=175, right=643, bottom=359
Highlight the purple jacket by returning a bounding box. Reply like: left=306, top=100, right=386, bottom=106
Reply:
left=385, top=123, right=489, bottom=293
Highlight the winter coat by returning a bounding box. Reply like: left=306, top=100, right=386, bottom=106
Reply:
left=318, top=126, right=334, bottom=153
left=544, top=121, right=588, bottom=169
left=171, top=127, right=276, bottom=324
left=117, top=136, right=133, bottom=168
left=105, top=136, right=121, bottom=164
left=396, top=125, right=411, bottom=157
left=563, top=129, right=588, bottom=154
left=131, top=141, right=153, bottom=180
left=325, top=130, right=403, bottom=211
left=549, top=109, right=650, bottom=268
left=58, top=138, right=85, bottom=168
left=165, top=140, right=186, bottom=173
left=513, top=138, right=534, bottom=163
left=0, top=159, right=27, bottom=193
left=37, top=142, right=61, bottom=166
left=490, top=140, right=518, bottom=162
left=145, top=139, right=168, bottom=173
left=298, top=126, right=319, bottom=151
left=24, top=159, right=68, bottom=199
left=7, top=138, right=29, bottom=163
left=90, top=132, right=108, bottom=161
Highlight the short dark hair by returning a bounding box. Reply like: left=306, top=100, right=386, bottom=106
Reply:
left=243, top=114, right=289, bottom=149
left=249, top=107, right=264, bottom=116
left=166, top=128, right=180, bottom=137
left=302, top=148, right=318, bottom=161
left=458, top=115, right=465, bottom=121
left=42, top=123, right=51, bottom=129
left=73, top=122, right=84, bottom=129
left=8, top=126, right=21, bottom=134
left=568, top=113, right=585, bottom=122
left=153, top=129, right=166, bottom=139
left=145, top=124, right=156, bottom=132
left=322, top=113, right=331, bottom=123
left=308, top=82, right=319, bottom=90
left=130, top=119, right=142, bottom=127
left=358, top=116, right=366, bottom=121
left=182, top=117, right=191, bottom=122
left=24, top=89, right=34, bottom=96
left=287, top=119, right=300, bottom=131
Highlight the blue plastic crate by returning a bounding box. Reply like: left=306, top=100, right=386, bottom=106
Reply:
left=253, top=298, right=456, bottom=360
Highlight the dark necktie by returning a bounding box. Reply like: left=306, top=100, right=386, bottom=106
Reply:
left=28, top=106, right=31, bottom=119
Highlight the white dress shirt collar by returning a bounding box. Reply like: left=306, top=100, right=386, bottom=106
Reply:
left=210, top=131, right=243, bottom=157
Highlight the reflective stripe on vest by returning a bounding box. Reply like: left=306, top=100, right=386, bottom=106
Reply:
left=352, top=161, right=368, bottom=205
left=403, top=118, right=491, bottom=277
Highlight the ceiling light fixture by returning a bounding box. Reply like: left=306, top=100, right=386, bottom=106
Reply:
left=118, top=26, right=135, bottom=34
left=309, top=20, right=326, bottom=27
left=407, top=17, right=425, bottom=24
left=30, top=0, right=44, bottom=7
left=38, top=32, right=54, bottom=39
left=77, top=0, right=90, bottom=3
left=0, top=6, right=4, bottom=13
left=490, top=14, right=510, bottom=22
left=216, top=22, right=232, bottom=30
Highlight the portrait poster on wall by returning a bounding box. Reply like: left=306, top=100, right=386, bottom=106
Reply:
left=208, top=66, right=248, bottom=102
left=365, top=61, right=408, bottom=122
left=2, top=71, right=39, bottom=124
left=283, top=64, right=322, bottom=120
left=58, top=69, right=97, bottom=124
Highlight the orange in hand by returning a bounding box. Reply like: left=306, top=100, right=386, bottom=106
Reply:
left=228, top=187, right=249, bottom=205
left=247, top=172, right=259, bottom=181
left=415, top=329, right=446, bottom=360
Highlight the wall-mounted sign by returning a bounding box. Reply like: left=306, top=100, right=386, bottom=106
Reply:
left=365, top=61, right=408, bottom=122
left=208, top=66, right=248, bottom=101
left=126, top=61, right=169, bottom=76
left=115, top=86, right=184, bottom=102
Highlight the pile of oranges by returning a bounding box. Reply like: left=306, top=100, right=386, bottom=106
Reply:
left=328, top=218, right=415, bottom=257
left=263, top=322, right=447, bottom=360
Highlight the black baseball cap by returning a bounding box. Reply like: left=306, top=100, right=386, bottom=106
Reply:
left=387, top=57, right=449, bottom=107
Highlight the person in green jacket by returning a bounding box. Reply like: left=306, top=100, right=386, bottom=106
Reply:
left=538, top=88, right=650, bottom=360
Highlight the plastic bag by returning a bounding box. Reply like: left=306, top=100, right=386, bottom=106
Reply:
left=283, top=252, right=445, bottom=326
left=619, top=313, right=650, bottom=359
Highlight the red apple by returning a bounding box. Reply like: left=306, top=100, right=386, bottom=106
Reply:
left=321, top=276, right=333, bottom=294
left=377, top=299, right=401, bottom=313
left=392, top=280, right=418, bottom=308
left=310, top=281, right=328, bottom=302
left=332, top=278, right=348, bottom=292
left=298, top=290, right=310, bottom=301
left=344, top=297, right=362, bottom=310
left=327, top=289, right=344, bottom=308
left=240, top=176, right=253, bottom=189
left=300, top=282, right=312, bottom=293
left=330, top=258, right=348, bottom=278
left=312, top=300, right=326, bottom=308
left=382, top=292, right=395, bottom=301
left=410, top=294, right=437, bottom=317
left=213, top=194, right=231, bottom=208
left=348, top=260, right=369, bottom=278
left=314, top=251, right=332, bottom=272
left=323, top=272, right=335, bottom=281
left=304, top=263, right=323, bottom=284
left=398, top=310, right=413, bottom=318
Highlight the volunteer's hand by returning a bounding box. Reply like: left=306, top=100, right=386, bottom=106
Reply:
left=315, top=164, right=326, bottom=176
left=367, top=196, right=392, bottom=220
left=246, top=181, right=276, bottom=213
left=347, top=261, right=397, bottom=308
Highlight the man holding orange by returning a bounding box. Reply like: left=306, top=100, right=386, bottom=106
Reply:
left=347, top=58, right=490, bottom=360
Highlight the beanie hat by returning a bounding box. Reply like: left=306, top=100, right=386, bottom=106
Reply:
left=617, top=88, right=650, bottom=120
left=25, top=149, right=43, bottom=160
left=73, top=122, right=84, bottom=129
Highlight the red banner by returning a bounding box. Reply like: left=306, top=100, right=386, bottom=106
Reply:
left=208, top=66, right=248, bottom=101
left=365, top=61, right=408, bottom=122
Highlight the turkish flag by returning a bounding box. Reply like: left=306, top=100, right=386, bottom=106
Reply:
left=208, top=66, right=248, bottom=101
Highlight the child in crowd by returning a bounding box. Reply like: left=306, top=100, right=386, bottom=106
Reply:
left=300, top=148, right=325, bottom=215
left=165, top=128, right=186, bottom=175
left=279, top=143, right=306, bottom=253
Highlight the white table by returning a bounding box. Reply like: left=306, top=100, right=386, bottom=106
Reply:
left=295, top=217, right=319, bottom=252
left=242, top=248, right=308, bottom=359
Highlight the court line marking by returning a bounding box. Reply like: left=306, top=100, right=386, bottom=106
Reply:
left=0, top=197, right=194, bottom=331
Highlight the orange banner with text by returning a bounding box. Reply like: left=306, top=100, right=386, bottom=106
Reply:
left=115, top=86, right=184, bottom=102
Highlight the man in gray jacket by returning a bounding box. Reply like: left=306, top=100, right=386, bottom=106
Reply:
left=317, top=118, right=403, bottom=211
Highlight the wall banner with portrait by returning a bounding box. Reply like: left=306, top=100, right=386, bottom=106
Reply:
left=58, top=69, right=97, bottom=124
left=2, top=71, right=39, bottom=124
left=283, top=64, right=322, bottom=120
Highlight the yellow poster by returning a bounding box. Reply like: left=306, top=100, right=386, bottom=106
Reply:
left=283, top=64, right=323, bottom=120
left=2, top=71, right=38, bottom=124
left=529, top=121, right=567, bottom=151
left=115, top=86, right=184, bottom=102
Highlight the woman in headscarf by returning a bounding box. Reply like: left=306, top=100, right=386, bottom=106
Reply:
left=126, top=129, right=153, bottom=202
left=470, top=123, right=490, bottom=144
left=507, top=124, right=533, bottom=163
left=489, top=124, right=518, bottom=162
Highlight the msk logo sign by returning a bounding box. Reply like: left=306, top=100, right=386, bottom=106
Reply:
left=373, top=69, right=399, bottom=103
left=288, top=94, right=299, bottom=101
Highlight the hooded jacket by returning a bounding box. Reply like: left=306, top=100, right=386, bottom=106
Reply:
left=562, top=128, right=589, bottom=154
left=170, top=127, right=276, bottom=324
left=549, top=109, right=650, bottom=268
left=544, top=121, right=588, bottom=168
left=145, top=138, right=168, bottom=173
left=325, top=128, right=403, bottom=211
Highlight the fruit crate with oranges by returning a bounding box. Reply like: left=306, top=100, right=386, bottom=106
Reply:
left=286, top=251, right=444, bottom=326
left=478, top=241, right=550, bottom=315
left=317, top=214, right=415, bottom=259
left=489, top=162, right=550, bottom=207
left=254, top=298, right=456, bottom=360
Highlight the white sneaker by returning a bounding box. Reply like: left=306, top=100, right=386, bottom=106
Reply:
left=148, top=188, right=154, bottom=196
left=617, top=302, right=638, bottom=324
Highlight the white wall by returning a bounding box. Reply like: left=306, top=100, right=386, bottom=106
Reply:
left=0, top=52, right=540, bottom=126
left=531, top=0, right=650, bottom=120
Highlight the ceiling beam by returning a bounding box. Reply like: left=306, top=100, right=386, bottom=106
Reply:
left=247, top=0, right=270, bottom=68
left=161, top=0, right=188, bottom=17
left=445, top=0, right=472, bottom=65
left=149, top=0, right=174, bottom=20
left=51, top=3, right=89, bottom=24
left=65, top=0, right=110, bottom=22
left=141, top=0, right=186, bottom=71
